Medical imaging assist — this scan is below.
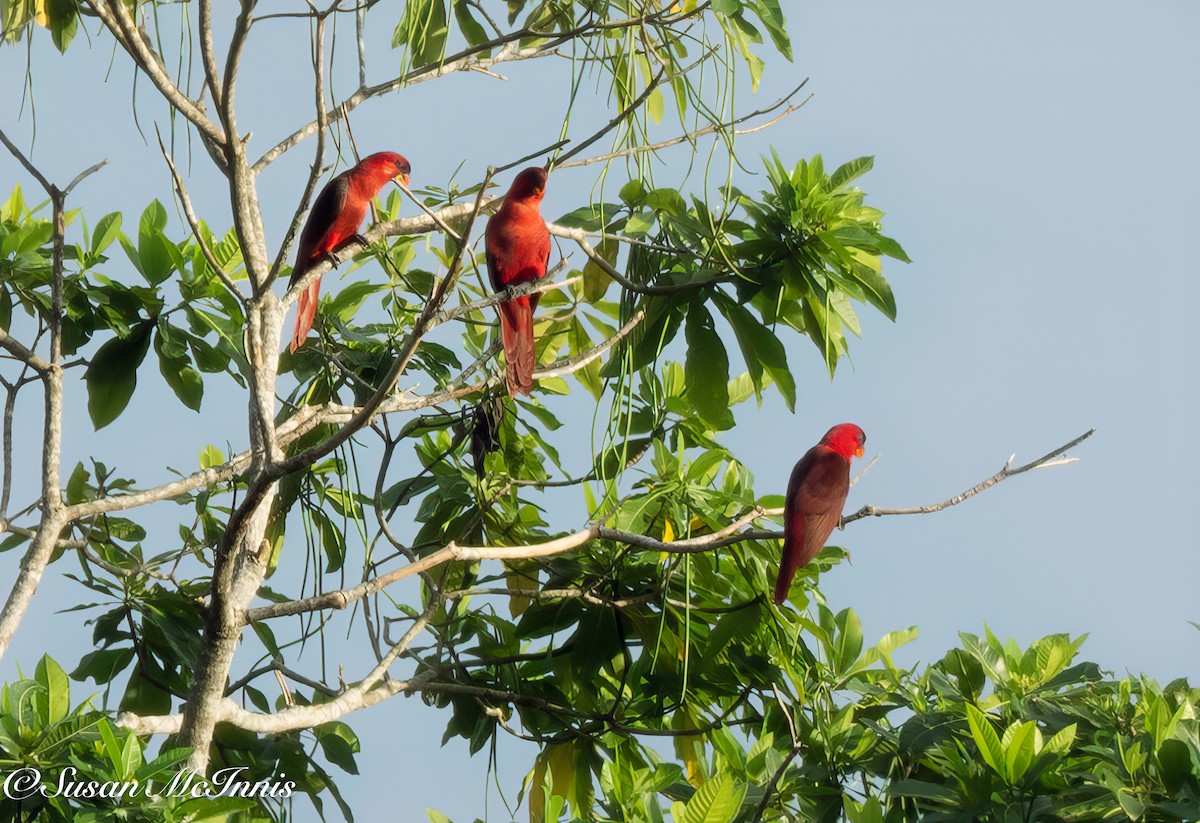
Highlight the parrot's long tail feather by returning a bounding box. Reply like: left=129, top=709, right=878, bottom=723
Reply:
left=773, top=538, right=800, bottom=606
left=498, top=296, right=534, bottom=396
left=290, top=277, right=322, bottom=353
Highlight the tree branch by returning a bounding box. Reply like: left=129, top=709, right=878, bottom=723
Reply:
left=154, top=127, right=246, bottom=303
left=843, top=429, right=1096, bottom=525
left=251, top=4, right=710, bottom=171
left=85, top=0, right=226, bottom=149
left=556, top=80, right=811, bottom=170
left=0, top=141, right=103, bottom=659
left=268, top=7, right=330, bottom=282
left=247, top=432, right=1094, bottom=623
left=120, top=597, right=440, bottom=736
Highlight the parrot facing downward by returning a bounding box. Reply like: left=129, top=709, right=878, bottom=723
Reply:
left=485, top=167, right=551, bottom=397
left=288, top=151, right=412, bottom=353
left=774, top=423, right=866, bottom=606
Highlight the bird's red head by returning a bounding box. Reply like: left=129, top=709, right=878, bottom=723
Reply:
left=358, top=152, right=412, bottom=188
left=505, top=167, right=548, bottom=203
left=820, top=423, right=866, bottom=459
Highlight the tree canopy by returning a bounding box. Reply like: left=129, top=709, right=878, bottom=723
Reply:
left=0, top=1, right=1196, bottom=821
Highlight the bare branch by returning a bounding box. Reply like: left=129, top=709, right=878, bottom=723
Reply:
left=282, top=197, right=498, bottom=310
left=84, top=0, right=226, bottom=149
left=267, top=7, right=330, bottom=282
left=0, top=143, right=98, bottom=659
left=556, top=80, right=811, bottom=170
left=252, top=4, right=711, bottom=171
left=65, top=403, right=330, bottom=519
left=248, top=432, right=1095, bottom=623
left=198, top=0, right=224, bottom=109
left=120, top=598, right=440, bottom=736
left=0, top=329, right=49, bottom=374
left=62, top=160, right=109, bottom=197
left=225, top=661, right=339, bottom=698
left=0, top=376, right=21, bottom=515
left=551, top=64, right=668, bottom=168
left=0, top=128, right=53, bottom=192
left=547, top=223, right=732, bottom=295
left=843, top=430, right=1096, bottom=524
left=154, top=127, right=247, bottom=303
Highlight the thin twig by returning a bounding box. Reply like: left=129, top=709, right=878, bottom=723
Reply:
left=154, top=126, right=246, bottom=303
left=843, top=429, right=1096, bottom=524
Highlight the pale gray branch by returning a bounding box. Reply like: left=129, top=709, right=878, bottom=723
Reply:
left=154, top=127, right=246, bottom=303
left=120, top=599, right=440, bottom=736
left=85, top=0, right=226, bottom=148
left=844, top=429, right=1096, bottom=524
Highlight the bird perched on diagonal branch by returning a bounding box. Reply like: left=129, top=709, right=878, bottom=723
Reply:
left=288, top=151, right=411, bottom=353
left=485, top=167, right=551, bottom=396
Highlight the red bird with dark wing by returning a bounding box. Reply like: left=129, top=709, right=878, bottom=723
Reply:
left=485, top=167, right=551, bottom=396
left=774, top=423, right=866, bottom=605
left=288, top=151, right=411, bottom=353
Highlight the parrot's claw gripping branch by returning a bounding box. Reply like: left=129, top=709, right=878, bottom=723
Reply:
left=117, top=430, right=1098, bottom=739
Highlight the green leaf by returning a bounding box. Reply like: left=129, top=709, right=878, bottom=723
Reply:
left=84, top=321, right=153, bottom=429
left=35, top=655, right=69, bottom=725
left=681, top=773, right=746, bottom=823
left=91, top=212, right=122, bottom=255
left=966, top=704, right=1006, bottom=781
left=714, top=294, right=796, bottom=411
left=71, top=648, right=134, bottom=685
left=154, top=326, right=203, bottom=411
left=684, top=307, right=734, bottom=430
left=45, top=0, right=79, bottom=53
left=830, top=156, right=875, bottom=190
left=1002, top=720, right=1038, bottom=784
left=98, top=717, right=125, bottom=773
left=886, top=779, right=959, bottom=802
left=318, top=722, right=361, bottom=775
left=452, top=0, right=487, bottom=48
left=394, top=0, right=448, bottom=67
left=65, top=461, right=89, bottom=504
left=1117, top=790, right=1145, bottom=820
left=137, top=200, right=174, bottom=285
left=1042, top=723, right=1076, bottom=756
left=582, top=238, right=617, bottom=303
left=832, top=607, right=864, bottom=674
left=199, top=444, right=224, bottom=469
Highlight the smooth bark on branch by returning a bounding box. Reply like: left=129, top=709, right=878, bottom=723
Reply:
left=246, top=431, right=1094, bottom=624
left=0, top=134, right=104, bottom=661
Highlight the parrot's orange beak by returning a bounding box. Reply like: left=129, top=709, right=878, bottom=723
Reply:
left=854, top=446, right=865, bottom=459
left=394, top=172, right=411, bottom=188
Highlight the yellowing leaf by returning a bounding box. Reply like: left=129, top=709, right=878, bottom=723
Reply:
left=505, top=562, right=538, bottom=618
left=660, top=519, right=675, bottom=564
left=672, top=711, right=705, bottom=787
left=527, top=750, right=549, bottom=823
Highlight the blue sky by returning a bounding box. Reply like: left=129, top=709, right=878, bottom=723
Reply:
left=1, top=2, right=1197, bottom=820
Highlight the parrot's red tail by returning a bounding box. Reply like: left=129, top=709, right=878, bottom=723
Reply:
left=498, top=296, right=535, bottom=396
left=774, top=537, right=800, bottom=606
left=290, top=277, right=322, bottom=353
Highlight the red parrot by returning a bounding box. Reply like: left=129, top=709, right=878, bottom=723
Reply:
left=774, top=423, right=866, bottom=606
left=485, top=167, right=551, bottom=396
left=288, top=151, right=412, bottom=353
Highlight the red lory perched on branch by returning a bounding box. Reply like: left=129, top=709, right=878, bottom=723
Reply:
left=774, top=423, right=866, bottom=606
left=485, top=167, right=551, bottom=396
left=288, top=151, right=412, bottom=353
